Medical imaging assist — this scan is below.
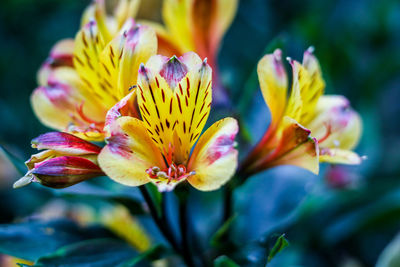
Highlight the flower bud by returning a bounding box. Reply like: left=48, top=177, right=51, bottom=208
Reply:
left=14, top=132, right=104, bottom=189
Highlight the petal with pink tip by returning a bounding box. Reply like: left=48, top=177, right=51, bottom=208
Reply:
left=187, top=117, right=238, bottom=191
left=32, top=132, right=102, bottom=155
left=257, top=49, right=288, bottom=130
left=319, top=148, right=362, bottom=165
left=98, top=117, right=166, bottom=187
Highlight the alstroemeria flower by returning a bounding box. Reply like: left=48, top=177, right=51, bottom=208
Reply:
left=242, top=48, right=362, bottom=176
left=99, top=52, right=239, bottom=191
left=31, top=0, right=156, bottom=141
left=144, top=0, right=238, bottom=101
left=14, top=132, right=104, bottom=189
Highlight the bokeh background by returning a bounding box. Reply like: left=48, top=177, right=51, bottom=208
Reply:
left=0, top=0, right=399, bottom=266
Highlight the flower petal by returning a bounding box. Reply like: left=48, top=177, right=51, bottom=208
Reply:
left=162, top=0, right=195, bottom=52
left=37, top=39, right=75, bottom=86
left=31, top=84, right=75, bottom=131
left=306, top=95, right=362, bottom=150
left=104, top=91, right=138, bottom=134
left=286, top=49, right=325, bottom=124
left=74, top=21, right=116, bottom=108
left=32, top=132, right=102, bottom=155
left=257, top=49, right=288, bottom=129
left=137, top=53, right=212, bottom=163
left=140, top=21, right=182, bottom=56
left=97, top=20, right=157, bottom=100
left=191, top=0, right=238, bottom=58
left=320, top=148, right=362, bottom=165
left=117, top=23, right=158, bottom=98
left=98, top=117, right=165, bottom=186
left=31, top=156, right=103, bottom=188
left=254, top=117, right=319, bottom=174
left=300, top=47, right=326, bottom=123
left=114, top=0, right=141, bottom=28
left=187, top=117, right=238, bottom=191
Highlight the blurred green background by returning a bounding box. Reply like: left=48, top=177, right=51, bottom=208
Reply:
left=0, top=0, right=400, bottom=266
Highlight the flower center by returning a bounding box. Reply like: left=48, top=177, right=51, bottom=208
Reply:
left=146, top=164, right=195, bottom=186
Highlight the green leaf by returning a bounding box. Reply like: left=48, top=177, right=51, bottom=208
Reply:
left=120, top=244, right=170, bottom=267
left=267, top=234, right=289, bottom=263
left=214, top=255, right=240, bottom=267
left=0, top=144, right=26, bottom=175
left=0, top=219, right=114, bottom=262
left=210, top=215, right=237, bottom=248
left=49, top=182, right=146, bottom=215
left=32, top=238, right=136, bottom=267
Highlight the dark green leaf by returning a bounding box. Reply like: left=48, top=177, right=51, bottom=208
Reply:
left=214, top=255, right=240, bottom=267
left=120, top=244, right=170, bottom=267
left=33, top=238, right=137, bottom=267
left=0, top=144, right=26, bottom=175
left=0, top=219, right=113, bottom=262
left=48, top=182, right=146, bottom=215
left=210, top=215, right=237, bottom=248
left=267, top=234, right=289, bottom=263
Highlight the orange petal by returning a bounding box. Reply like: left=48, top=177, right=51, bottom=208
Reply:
left=254, top=117, right=319, bottom=174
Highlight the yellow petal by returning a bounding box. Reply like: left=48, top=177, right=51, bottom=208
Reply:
left=300, top=48, right=325, bottom=123
left=74, top=21, right=116, bottom=108
left=320, top=148, right=362, bottom=165
left=67, top=130, right=106, bottom=142
left=162, top=0, right=195, bottom=52
left=187, top=117, right=238, bottom=191
left=285, top=60, right=305, bottom=122
left=98, top=116, right=165, bottom=186
left=81, top=1, right=97, bottom=27
left=99, top=204, right=151, bottom=252
left=31, top=84, right=75, bottom=131
left=114, top=0, right=141, bottom=28
left=117, top=23, right=157, bottom=98
left=137, top=53, right=212, bottom=163
left=257, top=49, right=288, bottom=130
left=285, top=50, right=325, bottom=124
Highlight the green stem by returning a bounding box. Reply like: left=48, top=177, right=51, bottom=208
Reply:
left=178, top=193, right=196, bottom=267
left=139, top=186, right=180, bottom=255
left=223, top=170, right=249, bottom=223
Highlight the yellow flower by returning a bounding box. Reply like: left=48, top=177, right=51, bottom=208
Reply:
left=144, top=0, right=238, bottom=98
left=242, top=48, right=362, bottom=175
left=99, top=52, right=239, bottom=191
left=31, top=0, right=156, bottom=141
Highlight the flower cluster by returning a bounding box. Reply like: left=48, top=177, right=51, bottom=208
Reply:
left=16, top=0, right=362, bottom=194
